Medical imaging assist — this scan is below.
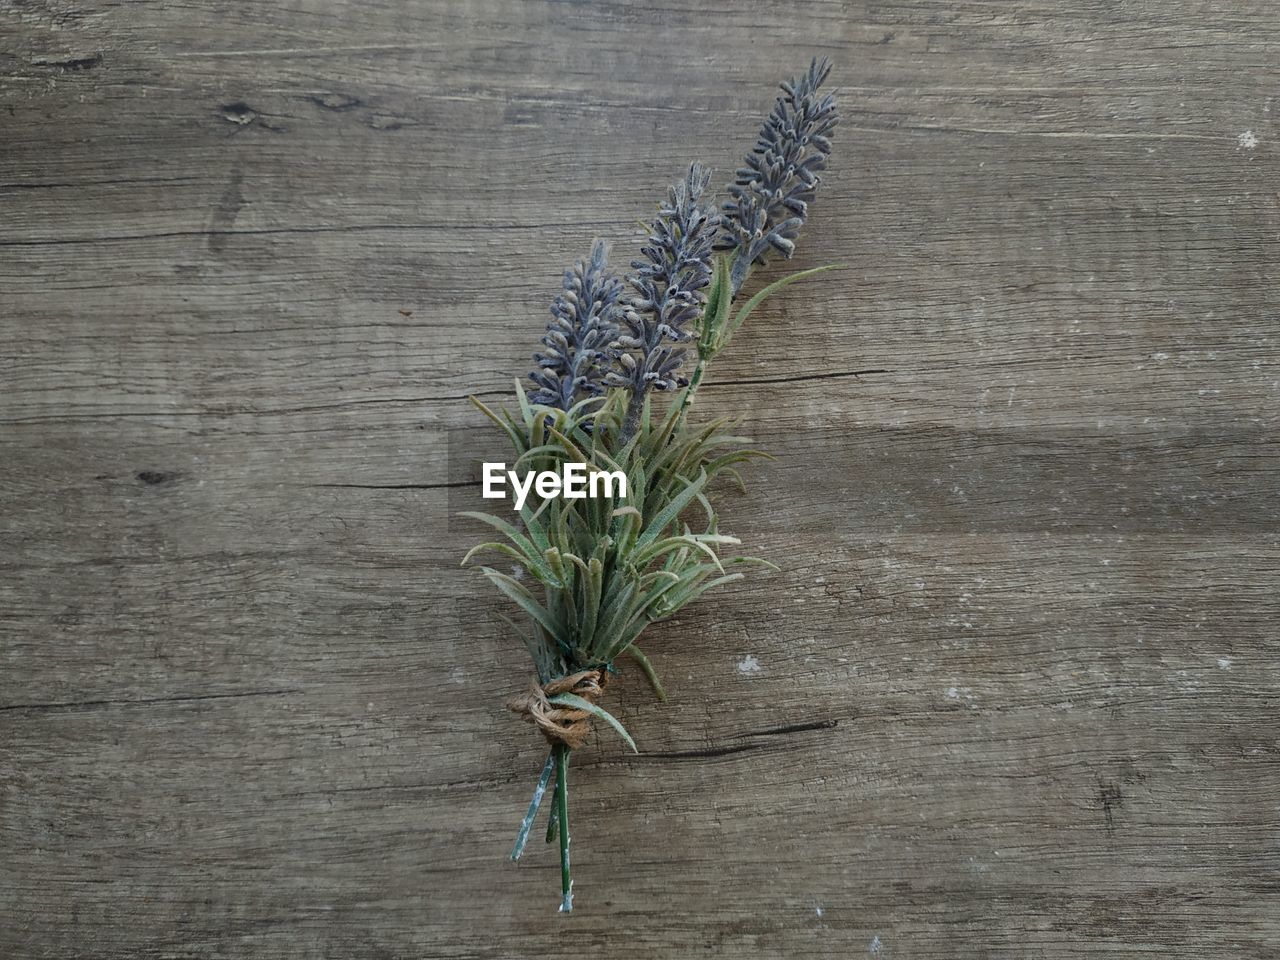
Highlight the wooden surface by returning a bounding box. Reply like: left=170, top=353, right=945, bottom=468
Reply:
left=3, top=1, right=1278, bottom=956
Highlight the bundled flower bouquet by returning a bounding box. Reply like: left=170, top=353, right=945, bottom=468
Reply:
left=462, top=59, right=839, bottom=912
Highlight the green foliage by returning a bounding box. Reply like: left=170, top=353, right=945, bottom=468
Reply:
left=463, top=359, right=776, bottom=704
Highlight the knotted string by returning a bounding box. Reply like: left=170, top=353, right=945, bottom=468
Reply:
left=507, top=669, right=608, bottom=750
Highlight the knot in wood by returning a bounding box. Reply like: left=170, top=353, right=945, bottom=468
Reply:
left=507, top=669, right=608, bottom=750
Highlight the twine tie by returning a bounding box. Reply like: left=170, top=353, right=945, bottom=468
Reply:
left=507, top=669, right=608, bottom=750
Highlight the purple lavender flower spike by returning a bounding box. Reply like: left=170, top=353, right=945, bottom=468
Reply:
left=717, top=58, right=839, bottom=293
left=611, top=162, right=720, bottom=437
left=529, top=240, right=625, bottom=410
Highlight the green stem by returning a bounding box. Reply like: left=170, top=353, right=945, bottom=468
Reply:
left=510, top=750, right=556, bottom=861
left=545, top=779, right=559, bottom=843
left=676, top=354, right=711, bottom=425
left=554, top=743, right=573, bottom=913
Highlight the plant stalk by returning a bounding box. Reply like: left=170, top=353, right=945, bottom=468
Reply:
left=545, top=780, right=559, bottom=843
left=554, top=743, right=573, bottom=913
left=621, top=389, right=645, bottom=444
left=676, top=354, right=711, bottom=423
left=511, top=750, right=557, bottom=860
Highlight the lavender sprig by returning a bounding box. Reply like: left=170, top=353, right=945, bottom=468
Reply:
left=716, top=57, right=838, bottom=293
left=611, top=162, right=720, bottom=438
left=477, top=62, right=838, bottom=914
left=529, top=240, right=625, bottom=410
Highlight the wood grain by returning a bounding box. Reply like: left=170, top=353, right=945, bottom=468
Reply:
left=2, top=1, right=1278, bottom=956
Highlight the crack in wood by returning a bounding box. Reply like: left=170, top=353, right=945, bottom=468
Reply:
left=309, top=481, right=471, bottom=490
left=1, top=689, right=302, bottom=713
left=0, top=370, right=889, bottom=426
left=644, top=717, right=840, bottom=760
left=745, top=718, right=841, bottom=737
left=0, top=220, right=633, bottom=248
left=706, top=369, right=890, bottom=388
left=32, top=52, right=104, bottom=72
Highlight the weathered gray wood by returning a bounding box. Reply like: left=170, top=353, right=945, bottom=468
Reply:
left=2, top=1, right=1278, bottom=957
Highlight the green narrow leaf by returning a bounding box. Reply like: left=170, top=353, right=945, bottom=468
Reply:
left=546, top=693, right=638, bottom=753
left=661, top=543, right=689, bottom=572
left=722, top=263, right=842, bottom=348
left=493, top=612, right=555, bottom=680
left=530, top=407, right=552, bottom=451
left=646, top=418, right=721, bottom=478
left=699, top=255, right=731, bottom=353
left=693, top=492, right=716, bottom=532
left=519, top=502, right=552, bottom=552
left=724, top=554, right=781, bottom=572
left=460, top=540, right=531, bottom=571
left=470, top=395, right=524, bottom=452
left=719, top=466, right=748, bottom=495
left=623, top=644, right=667, bottom=701
left=710, top=254, right=733, bottom=342
left=480, top=568, right=562, bottom=640
left=543, top=547, right=570, bottom=588
left=579, top=557, right=603, bottom=647
left=592, top=578, right=639, bottom=658
left=655, top=571, right=746, bottom=618
left=545, top=425, right=614, bottom=476
left=514, top=376, right=533, bottom=426
left=514, top=443, right=574, bottom=469
left=566, top=392, right=607, bottom=422
left=633, top=469, right=708, bottom=552
left=706, top=449, right=774, bottom=473
left=633, top=533, right=740, bottom=573
left=458, top=511, right=561, bottom=585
